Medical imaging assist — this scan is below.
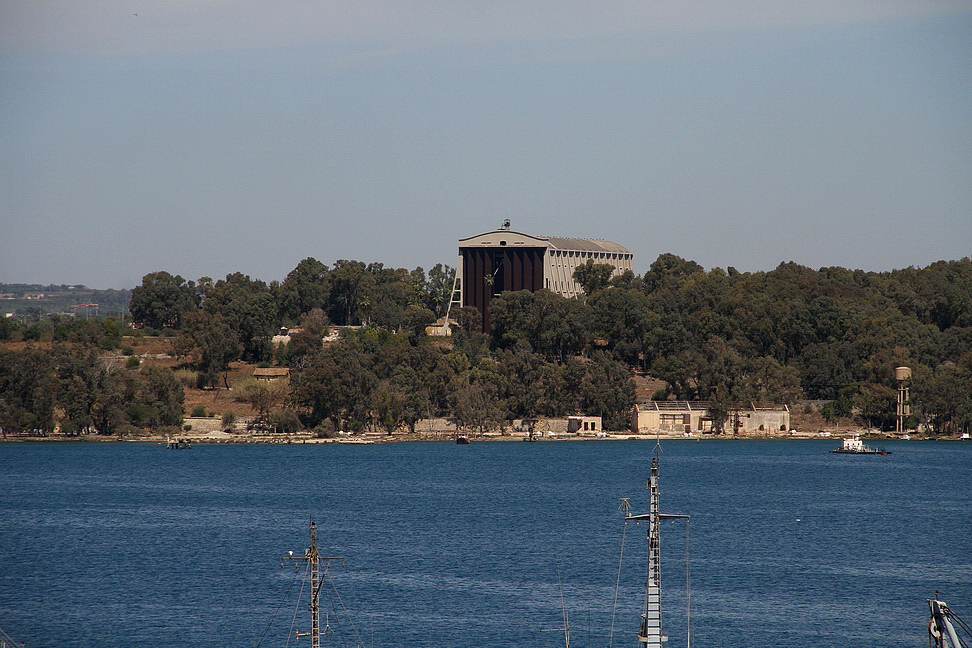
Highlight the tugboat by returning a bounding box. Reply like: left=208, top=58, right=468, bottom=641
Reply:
left=830, top=435, right=890, bottom=455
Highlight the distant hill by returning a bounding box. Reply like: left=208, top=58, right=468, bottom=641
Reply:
left=0, top=283, right=132, bottom=318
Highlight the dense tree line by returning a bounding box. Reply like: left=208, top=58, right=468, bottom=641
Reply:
left=2, top=254, right=969, bottom=437
left=125, top=254, right=970, bottom=435
left=0, top=314, right=123, bottom=349
left=287, top=328, right=635, bottom=433
left=0, top=345, right=183, bottom=437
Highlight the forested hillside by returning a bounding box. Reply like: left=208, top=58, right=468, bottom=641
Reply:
left=1, top=255, right=969, bottom=437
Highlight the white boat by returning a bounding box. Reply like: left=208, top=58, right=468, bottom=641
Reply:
left=830, top=435, right=891, bottom=455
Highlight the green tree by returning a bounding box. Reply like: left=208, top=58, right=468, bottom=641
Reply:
left=328, top=260, right=367, bottom=325
left=425, top=263, right=455, bottom=316
left=497, top=349, right=569, bottom=419
left=181, top=310, right=241, bottom=388
left=270, top=408, right=302, bottom=434
left=403, top=304, right=435, bottom=338
left=56, top=347, right=103, bottom=433
left=281, top=308, right=330, bottom=365
left=490, top=290, right=591, bottom=363
left=204, top=273, right=276, bottom=362
left=277, top=257, right=330, bottom=323
left=91, top=367, right=139, bottom=435
left=642, top=253, right=704, bottom=293
left=0, top=346, right=59, bottom=434
left=129, top=271, right=199, bottom=329
left=855, top=381, right=897, bottom=429
left=237, top=379, right=286, bottom=423
left=374, top=381, right=405, bottom=435
left=588, top=288, right=656, bottom=368
left=451, top=372, right=504, bottom=435
left=580, top=353, right=636, bottom=430
left=911, top=358, right=972, bottom=436
left=573, top=260, right=616, bottom=295
left=821, top=385, right=857, bottom=425
left=291, top=341, right=377, bottom=431
left=137, top=365, right=185, bottom=428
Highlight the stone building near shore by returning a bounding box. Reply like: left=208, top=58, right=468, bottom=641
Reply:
left=631, top=401, right=790, bottom=435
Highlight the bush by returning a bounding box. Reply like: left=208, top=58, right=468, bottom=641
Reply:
left=190, top=404, right=207, bottom=417
left=196, top=370, right=219, bottom=390
left=173, top=369, right=199, bottom=388
left=114, top=423, right=143, bottom=437
left=121, top=346, right=135, bottom=356
left=270, top=408, right=302, bottom=434
left=221, top=411, right=237, bottom=432
left=313, top=421, right=339, bottom=439
left=126, top=356, right=141, bottom=368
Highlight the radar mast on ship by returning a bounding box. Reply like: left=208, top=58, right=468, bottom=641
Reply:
left=615, top=441, right=691, bottom=648
left=281, top=519, right=346, bottom=648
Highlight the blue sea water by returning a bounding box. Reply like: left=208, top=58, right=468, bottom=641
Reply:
left=0, top=438, right=969, bottom=648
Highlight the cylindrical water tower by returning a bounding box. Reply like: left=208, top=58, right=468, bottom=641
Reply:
left=895, top=366, right=911, bottom=434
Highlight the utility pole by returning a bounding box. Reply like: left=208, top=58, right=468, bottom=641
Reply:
left=282, top=519, right=344, bottom=648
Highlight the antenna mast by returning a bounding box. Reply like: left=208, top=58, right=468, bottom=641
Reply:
left=282, top=519, right=345, bottom=648
left=626, top=455, right=689, bottom=648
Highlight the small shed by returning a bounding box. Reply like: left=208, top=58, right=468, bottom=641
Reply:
left=567, top=415, right=602, bottom=433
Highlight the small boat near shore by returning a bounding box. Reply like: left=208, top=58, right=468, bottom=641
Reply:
left=830, top=435, right=890, bottom=455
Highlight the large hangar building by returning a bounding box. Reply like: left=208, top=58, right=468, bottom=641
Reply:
left=451, top=228, right=633, bottom=333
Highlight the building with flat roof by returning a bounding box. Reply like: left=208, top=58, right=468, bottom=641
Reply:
left=631, top=401, right=790, bottom=435
left=451, top=228, right=632, bottom=332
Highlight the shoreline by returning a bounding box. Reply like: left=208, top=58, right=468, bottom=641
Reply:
left=1, top=429, right=947, bottom=445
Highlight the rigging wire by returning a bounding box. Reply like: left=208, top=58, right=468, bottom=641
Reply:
left=609, top=507, right=630, bottom=648
left=285, top=563, right=309, bottom=648
left=253, top=566, right=302, bottom=648
left=945, top=607, right=972, bottom=648
left=327, top=573, right=366, bottom=647
left=685, top=518, right=691, bottom=648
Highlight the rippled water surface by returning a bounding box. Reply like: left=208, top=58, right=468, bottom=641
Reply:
left=1, top=438, right=969, bottom=647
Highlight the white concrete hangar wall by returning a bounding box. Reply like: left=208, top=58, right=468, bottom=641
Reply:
left=543, top=236, right=632, bottom=298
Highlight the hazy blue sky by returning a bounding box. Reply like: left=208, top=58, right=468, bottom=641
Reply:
left=2, top=1, right=970, bottom=289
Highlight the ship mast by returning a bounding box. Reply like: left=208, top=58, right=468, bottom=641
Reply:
left=282, top=519, right=345, bottom=648
left=928, top=595, right=972, bottom=648
left=626, top=453, right=689, bottom=648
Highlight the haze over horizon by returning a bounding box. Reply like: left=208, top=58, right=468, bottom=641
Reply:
left=2, top=1, right=970, bottom=290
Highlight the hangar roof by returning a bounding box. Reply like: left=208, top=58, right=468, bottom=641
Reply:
left=459, top=230, right=630, bottom=254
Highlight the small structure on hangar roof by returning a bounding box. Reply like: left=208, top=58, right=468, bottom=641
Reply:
left=448, top=224, right=632, bottom=333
